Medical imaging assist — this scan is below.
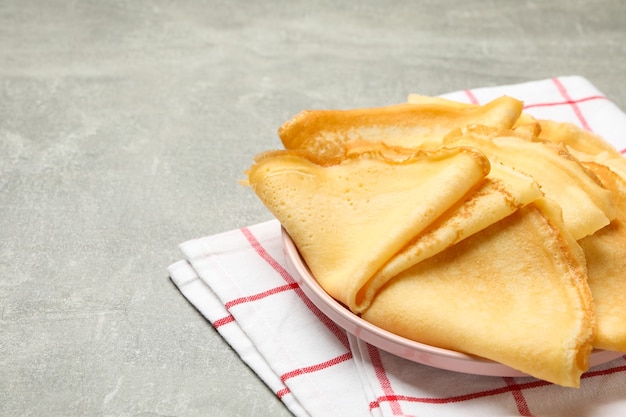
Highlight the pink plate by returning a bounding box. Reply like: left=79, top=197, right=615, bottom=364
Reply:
left=281, top=227, right=623, bottom=377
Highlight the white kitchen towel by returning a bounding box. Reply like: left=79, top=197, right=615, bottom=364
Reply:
left=168, top=76, right=626, bottom=417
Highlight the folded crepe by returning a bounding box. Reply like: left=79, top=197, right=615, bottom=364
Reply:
left=407, top=93, right=540, bottom=135
left=534, top=118, right=626, bottom=184
left=538, top=119, right=623, bottom=158
left=278, top=96, right=523, bottom=161
left=245, top=143, right=489, bottom=310
left=444, top=125, right=616, bottom=240
left=579, top=162, right=626, bottom=352
left=361, top=198, right=595, bottom=388
left=352, top=162, right=543, bottom=312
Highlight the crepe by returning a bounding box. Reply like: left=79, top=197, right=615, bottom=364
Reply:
left=445, top=125, right=616, bottom=240
left=407, top=93, right=540, bottom=135
left=513, top=118, right=626, bottom=352
left=352, top=162, right=543, bottom=312
left=579, top=162, right=626, bottom=352
left=277, top=96, right=523, bottom=161
left=534, top=118, right=626, bottom=185
left=361, top=198, right=595, bottom=388
left=538, top=119, right=622, bottom=158
left=246, top=143, right=489, bottom=309
left=570, top=149, right=626, bottom=185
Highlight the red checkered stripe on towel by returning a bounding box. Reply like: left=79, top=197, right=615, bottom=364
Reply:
left=211, top=226, right=352, bottom=400
left=545, top=77, right=626, bottom=155
left=550, top=77, right=594, bottom=131
left=367, top=360, right=626, bottom=416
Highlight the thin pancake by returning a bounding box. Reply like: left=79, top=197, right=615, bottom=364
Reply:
left=537, top=118, right=626, bottom=182
left=362, top=199, right=594, bottom=387
left=246, top=144, right=489, bottom=310
left=538, top=119, right=622, bottom=158
left=352, top=162, right=542, bottom=312
left=278, top=96, right=523, bottom=161
left=445, top=125, right=616, bottom=240
left=406, top=93, right=540, bottom=136
left=579, top=162, right=626, bottom=352
left=569, top=148, right=626, bottom=184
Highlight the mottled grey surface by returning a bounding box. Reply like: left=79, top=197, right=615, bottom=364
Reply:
left=1, top=1, right=625, bottom=416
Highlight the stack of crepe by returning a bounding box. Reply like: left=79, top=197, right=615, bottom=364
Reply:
left=243, top=95, right=626, bottom=388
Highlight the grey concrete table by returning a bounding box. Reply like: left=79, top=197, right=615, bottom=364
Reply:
left=1, top=1, right=625, bottom=416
